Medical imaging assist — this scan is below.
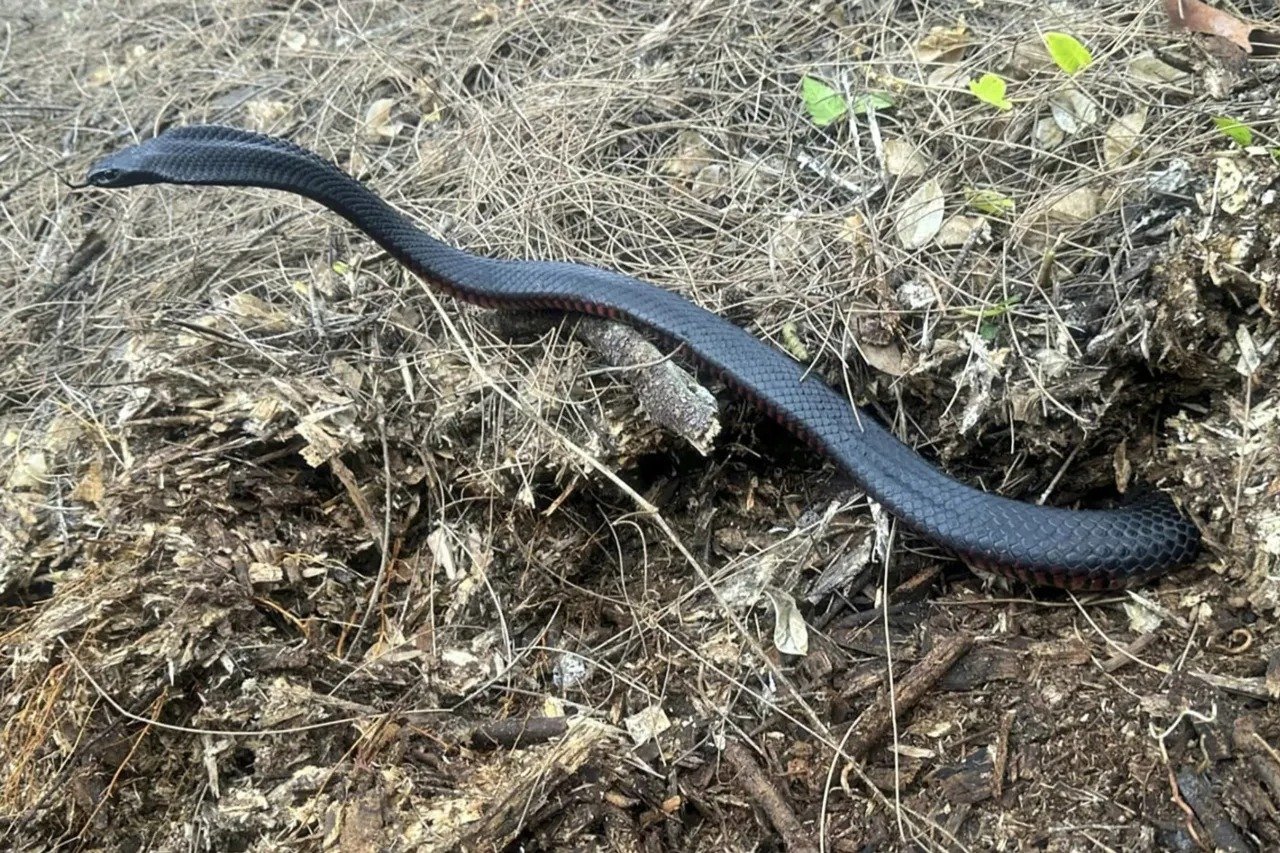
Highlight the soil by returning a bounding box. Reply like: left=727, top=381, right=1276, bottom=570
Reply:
left=2, top=1, right=1278, bottom=850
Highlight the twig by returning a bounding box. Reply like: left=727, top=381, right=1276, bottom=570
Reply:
left=723, top=740, right=818, bottom=853
left=575, top=317, right=720, bottom=453
left=469, top=716, right=570, bottom=750
left=844, top=633, right=974, bottom=760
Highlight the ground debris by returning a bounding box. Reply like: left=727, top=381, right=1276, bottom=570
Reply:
left=2, top=0, right=1278, bottom=850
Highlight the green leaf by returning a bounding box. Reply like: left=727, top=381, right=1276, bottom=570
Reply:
left=1213, top=116, right=1253, bottom=147
left=968, top=73, right=1012, bottom=111
left=332, top=260, right=351, bottom=274
left=978, top=321, right=1000, bottom=343
left=1043, top=32, right=1092, bottom=76
left=802, top=76, right=848, bottom=127
left=851, top=91, right=895, bottom=115
left=964, top=188, right=1016, bottom=216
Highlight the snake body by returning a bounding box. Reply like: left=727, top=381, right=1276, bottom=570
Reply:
left=86, top=125, right=1200, bottom=589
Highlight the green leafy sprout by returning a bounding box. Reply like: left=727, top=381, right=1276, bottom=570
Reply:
left=802, top=76, right=893, bottom=127
left=965, top=188, right=1015, bottom=216
left=1042, top=32, right=1092, bottom=76
left=1213, top=116, right=1253, bottom=148
left=968, top=73, right=1011, bottom=111
left=802, top=76, right=847, bottom=127
left=851, top=91, right=894, bottom=115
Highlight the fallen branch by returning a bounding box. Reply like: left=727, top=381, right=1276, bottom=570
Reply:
left=723, top=739, right=818, bottom=853
left=844, top=633, right=974, bottom=760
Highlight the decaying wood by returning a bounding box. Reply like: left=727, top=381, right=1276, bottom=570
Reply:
left=469, top=715, right=570, bottom=750
left=448, top=718, right=618, bottom=850
left=1175, top=769, right=1252, bottom=853
left=845, top=634, right=974, bottom=760
left=722, top=740, right=819, bottom=853
left=575, top=318, right=721, bottom=454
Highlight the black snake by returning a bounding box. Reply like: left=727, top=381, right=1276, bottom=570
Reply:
left=85, top=125, right=1201, bottom=589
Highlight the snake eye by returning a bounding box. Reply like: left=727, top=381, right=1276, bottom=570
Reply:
left=89, top=167, right=123, bottom=186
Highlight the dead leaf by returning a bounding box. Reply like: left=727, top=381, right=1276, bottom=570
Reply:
left=294, top=418, right=345, bottom=467
left=1033, top=117, right=1065, bottom=150
left=1113, top=439, right=1132, bottom=492
left=1048, top=186, right=1099, bottom=224
left=1215, top=157, right=1249, bottom=214
left=280, top=29, right=310, bottom=51
left=363, top=98, right=404, bottom=139
left=553, top=654, right=591, bottom=690
left=413, top=78, right=443, bottom=122
left=245, top=99, right=291, bottom=130
left=913, top=24, right=970, bottom=63
left=427, top=525, right=458, bottom=580
left=883, top=138, right=929, bottom=178
left=927, top=63, right=969, bottom=89
left=5, top=451, right=47, bottom=490
left=86, top=64, right=118, bottom=87
left=249, top=561, right=283, bottom=585
left=1010, top=36, right=1056, bottom=74
left=1261, top=506, right=1280, bottom=557
left=329, top=358, right=364, bottom=395
left=661, top=130, right=716, bottom=181
left=468, top=4, right=501, bottom=25
left=896, top=178, right=945, bottom=249
left=765, top=589, right=809, bottom=655
left=85, top=45, right=148, bottom=87
left=936, top=214, right=990, bottom=248
left=1034, top=348, right=1072, bottom=380
left=1164, top=0, right=1280, bottom=54
left=839, top=213, right=871, bottom=248
left=1128, top=52, right=1192, bottom=86
left=624, top=705, right=671, bottom=745
left=1235, top=324, right=1262, bottom=377
left=663, top=130, right=729, bottom=200
left=1035, top=186, right=1099, bottom=227
left=1123, top=598, right=1163, bottom=634
left=896, top=281, right=936, bottom=309
left=859, top=339, right=911, bottom=376
left=71, top=458, right=104, bottom=504
left=691, top=163, right=728, bottom=200
left=225, top=292, right=292, bottom=332
left=1015, top=186, right=1100, bottom=245
left=1048, top=86, right=1098, bottom=134
left=954, top=332, right=1004, bottom=434
left=1104, top=105, right=1149, bottom=166
left=769, top=213, right=818, bottom=262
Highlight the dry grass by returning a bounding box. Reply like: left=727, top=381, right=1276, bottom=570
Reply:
left=2, top=0, right=1278, bottom=850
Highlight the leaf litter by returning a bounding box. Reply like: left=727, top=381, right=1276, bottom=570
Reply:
left=1, top=0, right=1278, bottom=850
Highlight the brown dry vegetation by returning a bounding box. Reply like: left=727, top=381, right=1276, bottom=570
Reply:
left=2, top=0, right=1279, bottom=850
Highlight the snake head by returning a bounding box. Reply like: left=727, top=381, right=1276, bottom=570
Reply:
left=86, top=144, right=163, bottom=188
left=85, top=166, right=127, bottom=187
